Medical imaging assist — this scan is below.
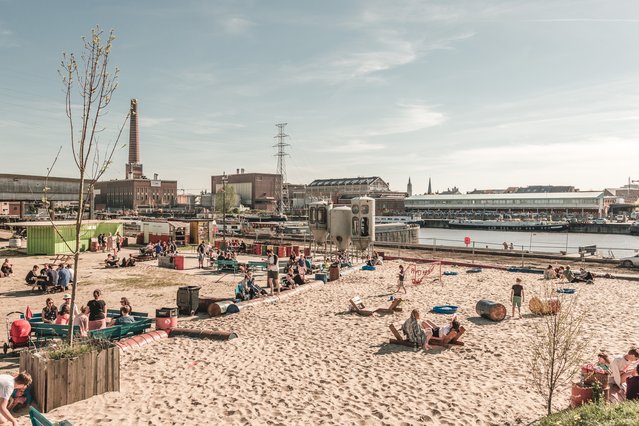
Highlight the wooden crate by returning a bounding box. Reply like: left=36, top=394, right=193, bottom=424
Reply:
left=20, top=344, right=120, bottom=412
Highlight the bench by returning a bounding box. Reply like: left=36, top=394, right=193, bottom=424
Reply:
left=29, top=406, right=73, bottom=426
left=50, top=254, right=73, bottom=264
left=216, top=259, right=239, bottom=274
left=578, top=245, right=597, bottom=256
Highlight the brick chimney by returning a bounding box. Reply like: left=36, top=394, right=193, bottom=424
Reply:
left=125, top=99, right=144, bottom=179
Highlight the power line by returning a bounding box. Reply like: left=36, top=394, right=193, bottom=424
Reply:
left=273, top=123, right=290, bottom=216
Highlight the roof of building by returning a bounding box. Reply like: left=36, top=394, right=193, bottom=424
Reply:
left=308, top=177, right=383, bottom=187
left=407, top=191, right=606, bottom=201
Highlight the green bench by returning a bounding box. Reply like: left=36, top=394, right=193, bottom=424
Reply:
left=29, top=406, right=72, bottom=426
left=216, top=259, right=239, bottom=274
left=27, top=313, right=151, bottom=342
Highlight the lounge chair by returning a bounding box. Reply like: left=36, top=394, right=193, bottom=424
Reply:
left=388, top=323, right=466, bottom=348
left=349, top=296, right=403, bottom=316
left=29, top=406, right=73, bottom=426
left=349, top=296, right=376, bottom=316
left=376, top=298, right=403, bottom=315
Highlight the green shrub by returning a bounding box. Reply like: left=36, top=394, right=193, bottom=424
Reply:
left=537, top=401, right=639, bottom=426
left=40, top=339, right=113, bottom=360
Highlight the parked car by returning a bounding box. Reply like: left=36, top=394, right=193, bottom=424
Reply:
left=615, top=215, right=626, bottom=223
left=593, top=218, right=608, bottom=224
left=620, top=254, right=639, bottom=268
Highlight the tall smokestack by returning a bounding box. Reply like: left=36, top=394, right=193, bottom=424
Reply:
left=129, top=99, right=140, bottom=164
left=125, top=99, right=144, bottom=179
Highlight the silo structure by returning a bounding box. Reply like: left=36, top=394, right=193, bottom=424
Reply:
left=351, top=197, right=376, bottom=251
left=329, top=206, right=353, bottom=251
left=308, top=201, right=331, bottom=243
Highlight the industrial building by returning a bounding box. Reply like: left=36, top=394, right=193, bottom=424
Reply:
left=94, top=99, right=177, bottom=211
left=211, top=169, right=281, bottom=211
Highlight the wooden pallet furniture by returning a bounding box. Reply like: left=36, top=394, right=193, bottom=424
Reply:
left=349, top=297, right=403, bottom=316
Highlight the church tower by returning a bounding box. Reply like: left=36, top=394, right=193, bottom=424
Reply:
left=407, top=177, right=413, bottom=197
left=427, top=177, right=432, bottom=195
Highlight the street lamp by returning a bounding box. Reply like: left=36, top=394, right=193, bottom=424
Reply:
left=221, top=173, right=228, bottom=249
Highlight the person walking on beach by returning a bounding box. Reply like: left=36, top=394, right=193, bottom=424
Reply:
left=396, top=265, right=407, bottom=294
left=511, top=278, right=524, bottom=319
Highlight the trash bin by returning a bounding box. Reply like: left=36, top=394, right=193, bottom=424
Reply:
left=177, top=286, right=201, bottom=315
left=155, top=307, right=178, bottom=330
left=329, top=265, right=340, bottom=282
left=254, top=243, right=262, bottom=255
left=173, top=255, right=185, bottom=270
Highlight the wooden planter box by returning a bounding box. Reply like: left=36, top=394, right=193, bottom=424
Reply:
left=19, top=344, right=120, bottom=412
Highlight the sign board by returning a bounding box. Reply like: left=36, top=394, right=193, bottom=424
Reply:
left=150, top=180, right=161, bottom=187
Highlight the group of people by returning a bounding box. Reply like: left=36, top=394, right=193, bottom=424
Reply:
left=140, top=239, right=178, bottom=258
left=234, top=270, right=268, bottom=301
left=25, top=263, right=73, bottom=292
left=41, top=290, right=135, bottom=336
left=592, top=349, right=639, bottom=401
left=105, top=253, right=136, bottom=268
left=402, top=309, right=462, bottom=351
left=96, top=232, right=123, bottom=253
left=543, top=264, right=594, bottom=283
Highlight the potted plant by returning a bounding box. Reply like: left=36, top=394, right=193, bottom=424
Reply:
left=19, top=339, right=120, bottom=412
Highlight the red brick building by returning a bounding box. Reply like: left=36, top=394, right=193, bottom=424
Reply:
left=211, top=169, right=280, bottom=211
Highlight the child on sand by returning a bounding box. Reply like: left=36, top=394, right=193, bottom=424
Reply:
left=511, top=278, right=524, bottom=319
left=396, top=265, right=407, bottom=294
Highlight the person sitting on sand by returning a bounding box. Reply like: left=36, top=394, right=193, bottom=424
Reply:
left=543, top=265, right=556, bottom=280
left=562, top=265, right=576, bottom=283
left=245, top=272, right=267, bottom=298
left=1, top=259, right=13, bottom=277
left=235, top=279, right=250, bottom=301
left=422, top=315, right=462, bottom=341
left=575, top=267, right=594, bottom=283
left=41, top=298, right=57, bottom=324
left=293, top=269, right=306, bottom=286
left=402, top=309, right=432, bottom=351
left=283, top=267, right=297, bottom=289
left=25, top=265, right=43, bottom=291
left=105, top=254, right=119, bottom=268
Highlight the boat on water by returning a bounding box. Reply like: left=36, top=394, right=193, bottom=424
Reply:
left=448, top=219, right=569, bottom=232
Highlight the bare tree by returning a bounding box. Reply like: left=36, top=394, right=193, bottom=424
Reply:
left=51, top=26, right=129, bottom=344
left=528, top=286, right=591, bottom=415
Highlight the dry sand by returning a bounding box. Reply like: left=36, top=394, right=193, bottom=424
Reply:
left=0, top=246, right=638, bottom=425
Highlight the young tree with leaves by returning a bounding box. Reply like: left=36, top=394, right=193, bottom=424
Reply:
left=528, top=286, right=591, bottom=415
left=52, top=27, right=129, bottom=344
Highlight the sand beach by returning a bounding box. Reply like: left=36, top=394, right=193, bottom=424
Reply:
left=0, top=246, right=637, bottom=425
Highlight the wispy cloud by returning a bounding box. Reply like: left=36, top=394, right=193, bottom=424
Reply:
left=318, top=139, right=386, bottom=153
left=530, top=18, right=639, bottom=23
left=366, top=103, right=446, bottom=137
left=222, top=16, right=254, bottom=35
left=0, top=23, right=17, bottom=48
left=293, top=31, right=474, bottom=85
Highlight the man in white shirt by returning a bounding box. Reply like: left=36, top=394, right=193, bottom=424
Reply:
left=610, top=348, right=639, bottom=389
left=0, top=372, right=32, bottom=426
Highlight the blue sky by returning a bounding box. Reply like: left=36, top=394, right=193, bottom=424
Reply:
left=2, top=1, right=639, bottom=195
